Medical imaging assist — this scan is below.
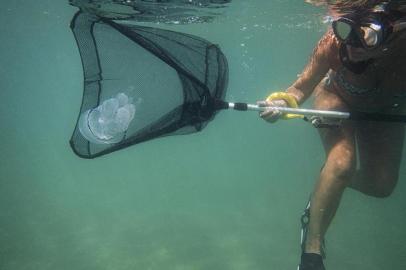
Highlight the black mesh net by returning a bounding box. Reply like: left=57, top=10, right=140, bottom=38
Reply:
left=70, top=11, right=228, bottom=158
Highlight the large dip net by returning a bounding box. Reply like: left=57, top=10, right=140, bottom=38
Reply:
left=69, top=11, right=228, bottom=158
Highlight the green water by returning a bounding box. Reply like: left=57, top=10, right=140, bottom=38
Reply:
left=1, top=1, right=405, bottom=269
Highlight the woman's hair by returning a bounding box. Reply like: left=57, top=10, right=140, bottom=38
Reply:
left=305, top=0, right=385, bottom=14
left=308, top=1, right=406, bottom=12
left=327, top=0, right=382, bottom=13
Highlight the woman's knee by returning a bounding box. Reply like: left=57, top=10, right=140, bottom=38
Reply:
left=366, top=170, right=399, bottom=198
left=371, top=186, right=395, bottom=198
left=324, top=154, right=356, bottom=185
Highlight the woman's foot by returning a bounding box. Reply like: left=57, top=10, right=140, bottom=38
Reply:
left=298, top=253, right=325, bottom=270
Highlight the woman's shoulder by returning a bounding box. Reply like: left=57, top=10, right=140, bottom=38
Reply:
left=314, top=29, right=341, bottom=68
left=318, top=29, right=337, bottom=47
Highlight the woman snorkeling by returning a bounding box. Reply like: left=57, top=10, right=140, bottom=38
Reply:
left=259, top=1, right=406, bottom=269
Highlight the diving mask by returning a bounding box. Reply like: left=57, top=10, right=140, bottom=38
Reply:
left=332, top=17, right=385, bottom=49
left=332, top=2, right=406, bottom=74
left=331, top=2, right=404, bottom=50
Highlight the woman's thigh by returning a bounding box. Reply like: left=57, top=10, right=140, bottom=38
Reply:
left=314, top=85, right=357, bottom=176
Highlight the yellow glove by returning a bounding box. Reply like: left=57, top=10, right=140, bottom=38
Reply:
left=265, top=92, right=303, bottom=120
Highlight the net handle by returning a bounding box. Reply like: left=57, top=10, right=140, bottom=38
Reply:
left=217, top=100, right=406, bottom=123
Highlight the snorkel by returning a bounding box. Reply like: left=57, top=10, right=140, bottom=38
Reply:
left=332, top=1, right=406, bottom=73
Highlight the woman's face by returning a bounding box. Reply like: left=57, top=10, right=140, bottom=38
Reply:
left=330, top=6, right=406, bottom=62
left=345, top=44, right=383, bottom=62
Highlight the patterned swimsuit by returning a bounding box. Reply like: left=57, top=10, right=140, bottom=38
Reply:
left=325, top=67, right=380, bottom=96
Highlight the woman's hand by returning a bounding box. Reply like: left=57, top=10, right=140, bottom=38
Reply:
left=257, top=99, right=288, bottom=123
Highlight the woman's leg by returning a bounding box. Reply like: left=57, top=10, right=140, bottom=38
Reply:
left=305, top=87, right=405, bottom=254
left=350, top=121, right=404, bottom=197
left=305, top=87, right=357, bottom=254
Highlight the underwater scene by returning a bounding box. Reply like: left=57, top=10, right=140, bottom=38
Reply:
left=1, top=0, right=405, bottom=269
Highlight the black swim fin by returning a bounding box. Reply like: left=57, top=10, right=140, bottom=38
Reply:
left=298, top=253, right=326, bottom=270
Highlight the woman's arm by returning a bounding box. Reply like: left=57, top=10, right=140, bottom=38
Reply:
left=286, top=30, right=338, bottom=105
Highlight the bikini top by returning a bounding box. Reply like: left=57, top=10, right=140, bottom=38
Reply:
left=332, top=67, right=380, bottom=96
